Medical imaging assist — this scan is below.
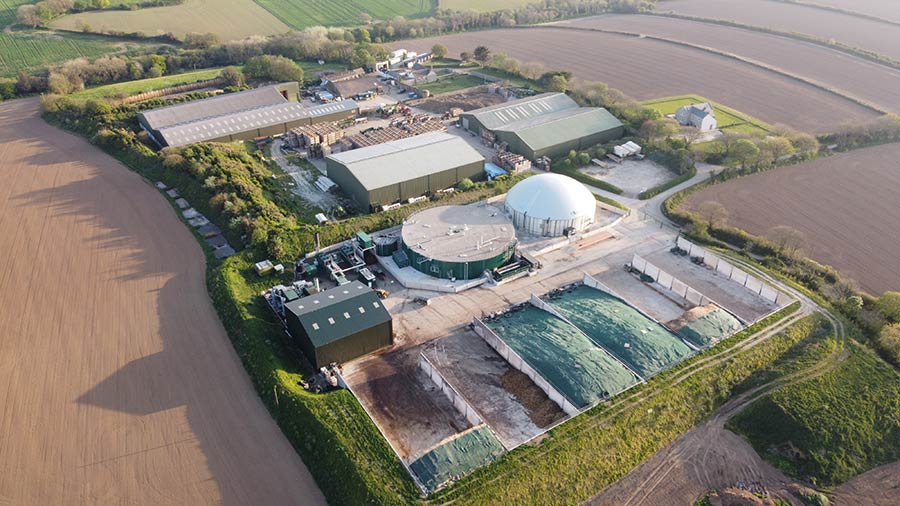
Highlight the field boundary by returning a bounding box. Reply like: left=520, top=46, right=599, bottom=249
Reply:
left=641, top=93, right=772, bottom=133
left=533, top=23, right=887, bottom=116
left=770, top=0, right=900, bottom=28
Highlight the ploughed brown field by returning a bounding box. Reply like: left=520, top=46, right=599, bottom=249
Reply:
left=812, top=0, right=900, bottom=24
left=659, top=0, right=900, bottom=61
left=402, top=27, right=878, bottom=133
left=0, top=98, right=325, bottom=505
left=682, top=142, right=900, bottom=296
left=557, top=14, right=900, bottom=113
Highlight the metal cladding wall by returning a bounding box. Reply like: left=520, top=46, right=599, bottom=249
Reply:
left=286, top=311, right=393, bottom=368
left=314, top=320, right=393, bottom=367
left=329, top=159, right=485, bottom=211
left=495, top=125, right=625, bottom=160
left=401, top=239, right=516, bottom=280
left=508, top=209, right=593, bottom=237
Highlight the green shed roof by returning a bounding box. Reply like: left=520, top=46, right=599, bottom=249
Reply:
left=284, top=281, right=391, bottom=348
left=495, top=107, right=623, bottom=154
left=462, top=92, right=578, bottom=130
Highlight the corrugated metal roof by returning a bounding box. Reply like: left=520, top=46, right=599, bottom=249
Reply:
left=141, top=86, right=285, bottom=130
left=495, top=108, right=623, bottom=153
left=463, top=92, right=579, bottom=130
left=327, top=132, right=484, bottom=191
left=155, top=98, right=358, bottom=147
left=284, top=281, right=390, bottom=348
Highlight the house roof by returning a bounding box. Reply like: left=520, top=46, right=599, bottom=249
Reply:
left=462, top=92, right=579, bottom=130
left=327, top=132, right=484, bottom=191
left=283, top=281, right=391, bottom=348
left=495, top=107, right=623, bottom=153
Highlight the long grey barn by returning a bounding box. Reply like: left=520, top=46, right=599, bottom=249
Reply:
left=325, top=132, right=485, bottom=211
left=137, top=82, right=358, bottom=147
left=459, top=92, right=624, bottom=160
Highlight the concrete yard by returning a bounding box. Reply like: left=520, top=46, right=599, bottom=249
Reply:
left=579, top=159, right=675, bottom=197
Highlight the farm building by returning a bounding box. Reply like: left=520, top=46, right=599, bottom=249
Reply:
left=282, top=281, right=393, bottom=368
left=325, top=72, right=382, bottom=99
left=675, top=102, right=718, bottom=131
left=398, top=205, right=518, bottom=280
left=325, top=132, right=485, bottom=211
left=459, top=92, right=624, bottom=160
left=137, top=83, right=358, bottom=147
left=505, top=173, right=596, bottom=237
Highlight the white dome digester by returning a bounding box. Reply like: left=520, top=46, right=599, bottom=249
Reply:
left=504, top=173, right=596, bottom=237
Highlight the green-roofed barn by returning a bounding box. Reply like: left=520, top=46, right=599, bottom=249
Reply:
left=459, top=92, right=624, bottom=160
left=283, top=281, right=392, bottom=368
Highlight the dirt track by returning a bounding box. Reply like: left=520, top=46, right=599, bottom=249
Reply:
left=401, top=28, right=877, bottom=133
left=831, top=460, right=900, bottom=506
left=682, top=143, right=900, bottom=296
left=0, top=98, right=324, bottom=505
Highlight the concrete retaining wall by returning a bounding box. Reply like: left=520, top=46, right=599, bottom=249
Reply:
left=676, top=237, right=785, bottom=305
left=418, top=353, right=484, bottom=428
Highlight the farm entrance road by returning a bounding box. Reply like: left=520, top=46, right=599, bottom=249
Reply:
left=0, top=98, right=325, bottom=506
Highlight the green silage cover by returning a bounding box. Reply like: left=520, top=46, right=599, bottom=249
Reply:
left=676, top=307, right=742, bottom=348
left=409, top=426, right=505, bottom=493
left=549, top=285, right=694, bottom=377
left=486, top=305, right=638, bottom=408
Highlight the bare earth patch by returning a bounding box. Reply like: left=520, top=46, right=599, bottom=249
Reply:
left=0, top=98, right=324, bottom=506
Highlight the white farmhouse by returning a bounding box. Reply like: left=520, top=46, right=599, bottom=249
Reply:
left=675, top=102, right=718, bottom=132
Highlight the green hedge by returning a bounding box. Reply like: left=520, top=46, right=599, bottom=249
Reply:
left=550, top=164, right=624, bottom=194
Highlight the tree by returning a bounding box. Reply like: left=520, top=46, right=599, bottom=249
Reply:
left=877, top=323, right=900, bottom=365
left=729, top=138, right=760, bottom=168
left=790, top=132, right=820, bottom=159
left=876, top=292, right=900, bottom=323
left=696, top=201, right=728, bottom=228
left=91, top=0, right=109, bottom=8
left=546, top=74, right=567, bottom=92
left=457, top=178, right=474, bottom=191
left=244, top=55, right=304, bottom=83
left=473, top=45, right=491, bottom=65
left=48, top=72, right=75, bottom=94
left=183, top=32, right=219, bottom=49
left=357, top=28, right=371, bottom=44
left=764, top=136, right=795, bottom=162
left=431, top=43, right=447, bottom=59
left=16, top=5, right=42, bottom=27
left=521, top=61, right=544, bottom=81
left=349, top=46, right=375, bottom=69
left=220, top=66, right=244, bottom=87
left=768, top=225, right=806, bottom=258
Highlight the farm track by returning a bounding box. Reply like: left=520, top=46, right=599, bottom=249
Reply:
left=0, top=98, right=325, bottom=506
left=556, top=14, right=900, bottom=114
left=657, top=0, right=900, bottom=62
left=401, top=28, right=879, bottom=133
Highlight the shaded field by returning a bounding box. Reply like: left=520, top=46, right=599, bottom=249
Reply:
left=485, top=305, right=639, bottom=408
left=52, top=0, right=290, bottom=41
left=560, top=14, right=900, bottom=114
left=658, top=0, right=900, bottom=61
left=400, top=27, right=878, bottom=133
left=255, top=0, right=433, bottom=30
left=682, top=142, right=900, bottom=295
left=0, top=98, right=324, bottom=505
left=548, top=286, right=694, bottom=377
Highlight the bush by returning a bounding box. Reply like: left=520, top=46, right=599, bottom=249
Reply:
left=457, top=177, right=474, bottom=191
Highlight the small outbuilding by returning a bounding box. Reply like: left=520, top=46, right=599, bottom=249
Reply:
left=283, top=282, right=393, bottom=368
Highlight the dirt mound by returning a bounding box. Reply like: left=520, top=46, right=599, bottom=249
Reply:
left=415, top=86, right=506, bottom=114
left=708, top=487, right=777, bottom=506
left=501, top=369, right=566, bottom=428
left=666, top=303, right=718, bottom=331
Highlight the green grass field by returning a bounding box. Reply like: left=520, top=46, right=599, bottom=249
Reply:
left=51, top=0, right=289, bottom=41
left=71, top=67, right=225, bottom=99
left=642, top=94, right=772, bottom=135
left=253, top=0, right=434, bottom=30
left=473, top=66, right=542, bottom=89
left=439, top=0, right=536, bottom=11
left=0, top=31, right=155, bottom=77
left=729, top=343, right=900, bottom=486
left=419, top=72, right=485, bottom=94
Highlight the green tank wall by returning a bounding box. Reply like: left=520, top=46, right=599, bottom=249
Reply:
left=401, top=240, right=516, bottom=280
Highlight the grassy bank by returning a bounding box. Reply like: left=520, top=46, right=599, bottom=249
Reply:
left=729, top=342, right=900, bottom=486
left=642, top=94, right=772, bottom=135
